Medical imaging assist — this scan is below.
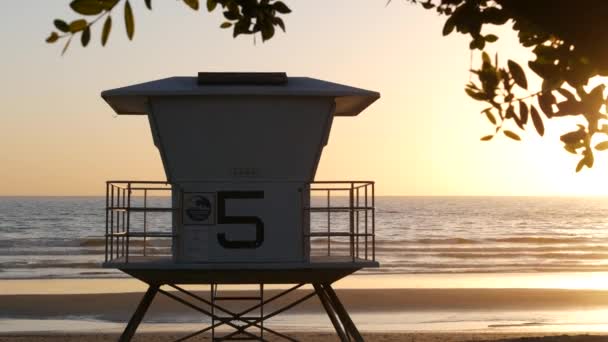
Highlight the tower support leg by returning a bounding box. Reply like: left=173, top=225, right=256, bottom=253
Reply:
left=314, top=283, right=349, bottom=342
left=119, top=284, right=159, bottom=342
left=322, top=283, right=364, bottom=342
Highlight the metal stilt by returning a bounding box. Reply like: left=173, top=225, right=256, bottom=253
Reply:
left=119, top=284, right=159, bottom=342
left=314, top=283, right=349, bottom=342
left=322, top=283, right=363, bottom=342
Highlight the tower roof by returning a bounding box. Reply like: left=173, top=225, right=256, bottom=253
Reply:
left=101, top=75, right=380, bottom=116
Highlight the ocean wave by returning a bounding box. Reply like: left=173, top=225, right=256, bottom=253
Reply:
left=435, top=252, right=608, bottom=260
left=491, top=237, right=595, bottom=244
left=414, top=238, right=479, bottom=244
left=0, top=261, right=102, bottom=269
left=371, top=245, right=608, bottom=253
left=80, top=238, right=171, bottom=247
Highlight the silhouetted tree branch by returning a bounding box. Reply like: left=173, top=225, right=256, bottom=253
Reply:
left=46, top=0, right=291, bottom=55
left=409, top=0, right=608, bottom=171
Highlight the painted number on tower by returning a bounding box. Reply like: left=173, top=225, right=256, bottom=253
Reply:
left=217, top=191, right=264, bottom=249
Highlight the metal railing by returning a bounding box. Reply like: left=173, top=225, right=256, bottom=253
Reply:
left=105, top=181, right=175, bottom=263
left=304, top=181, right=375, bottom=262
left=105, top=180, right=375, bottom=264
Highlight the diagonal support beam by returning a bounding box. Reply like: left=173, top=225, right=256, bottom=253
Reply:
left=322, top=283, right=364, bottom=342
left=314, top=283, right=349, bottom=342
left=119, top=284, right=159, bottom=342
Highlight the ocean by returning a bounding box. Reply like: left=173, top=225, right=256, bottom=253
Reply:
left=2, top=196, right=608, bottom=279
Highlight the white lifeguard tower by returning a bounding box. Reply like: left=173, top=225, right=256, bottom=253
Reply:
left=101, top=72, right=380, bottom=341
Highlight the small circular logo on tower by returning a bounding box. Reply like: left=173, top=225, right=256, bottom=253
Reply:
left=186, top=195, right=212, bottom=221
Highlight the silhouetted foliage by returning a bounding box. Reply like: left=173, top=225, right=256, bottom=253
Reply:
left=46, top=0, right=290, bottom=54
left=408, top=0, right=608, bottom=171
left=47, top=1, right=608, bottom=171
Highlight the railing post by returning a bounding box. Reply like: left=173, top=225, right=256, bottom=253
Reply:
left=126, top=182, right=131, bottom=263
left=372, top=182, right=375, bottom=261
left=143, top=189, right=147, bottom=257
left=349, top=182, right=354, bottom=262
left=120, top=187, right=125, bottom=258
left=356, top=185, right=360, bottom=259
left=327, top=189, right=331, bottom=256
left=105, top=182, right=109, bottom=263
left=110, top=185, right=114, bottom=260
left=364, top=184, right=368, bottom=260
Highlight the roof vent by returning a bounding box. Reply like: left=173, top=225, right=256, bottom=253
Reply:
left=197, top=72, right=288, bottom=86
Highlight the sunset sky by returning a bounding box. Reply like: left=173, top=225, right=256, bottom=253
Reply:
left=1, top=0, right=608, bottom=196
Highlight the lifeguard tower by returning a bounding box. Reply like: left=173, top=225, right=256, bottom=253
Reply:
left=101, top=72, right=380, bottom=341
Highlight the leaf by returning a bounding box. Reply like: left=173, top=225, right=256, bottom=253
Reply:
left=481, top=51, right=491, bottom=65
left=442, top=15, right=455, bottom=36
left=555, top=99, right=583, bottom=116
left=421, top=1, right=434, bottom=9
left=469, top=37, right=485, bottom=50
left=101, top=16, right=112, bottom=46
left=224, top=9, right=240, bottom=20
left=480, top=135, right=493, bottom=141
left=207, top=0, right=217, bottom=11
left=519, top=101, right=528, bottom=125
left=483, top=109, right=496, bottom=125
left=80, top=26, right=91, bottom=47
left=145, top=0, right=152, bottom=10
left=576, top=158, right=585, bottom=172
left=220, top=22, right=232, bottom=29
left=124, top=0, right=134, bottom=40
left=537, top=93, right=555, bottom=117
left=560, top=127, right=585, bottom=144
left=465, top=88, right=486, bottom=101
left=503, top=130, right=521, bottom=141
left=261, top=21, right=275, bottom=41
left=596, top=141, right=608, bottom=151
left=233, top=20, right=249, bottom=37
left=46, top=32, right=59, bottom=43
left=183, top=0, right=199, bottom=10
left=484, top=34, right=498, bottom=42
left=508, top=60, right=527, bottom=89
left=70, top=0, right=104, bottom=15
left=54, top=19, right=70, bottom=32
left=530, top=106, right=544, bottom=136
left=505, top=105, right=515, bottom=119
left=69, top=19, right=88, bottom=32
left=585, top=84, right=605, bottom=113
left=273, top=17, right=286, bottom=32
left=564, top=144, right=578, bottom=154
left=273, top=1, right=291, bottom=14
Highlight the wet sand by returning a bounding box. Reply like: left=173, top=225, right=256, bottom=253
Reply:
left=4, top=288, right=608, bottom=322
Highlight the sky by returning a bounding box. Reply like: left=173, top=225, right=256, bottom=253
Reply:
left=1, top=0, right=608, bottom=196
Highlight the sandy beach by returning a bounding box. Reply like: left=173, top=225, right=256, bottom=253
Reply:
left=3, top=278, right=608, bottom=341
left=1, top=332, right=608, bottom=341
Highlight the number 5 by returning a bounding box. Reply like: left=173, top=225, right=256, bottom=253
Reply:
left=217, top=191, right=264, bottom=249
